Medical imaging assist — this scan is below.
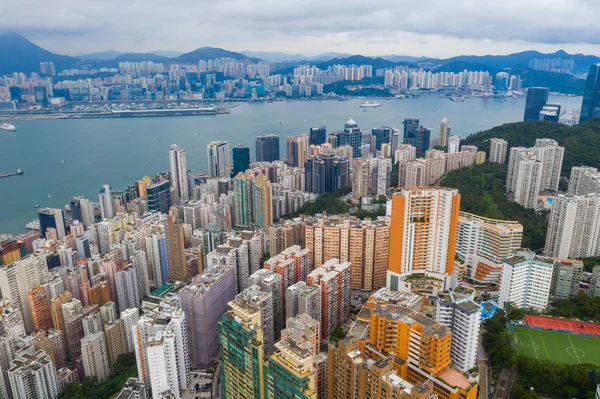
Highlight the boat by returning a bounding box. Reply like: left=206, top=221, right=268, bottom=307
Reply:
left=0, top=169, right=23, bottom=179
left=0, top=123, right=16, bottom=131
left=360, top=101, right=381, bottom=108
left=60, top=160, right=65, bottom=164
left=34, top=201, right=39, bottom=209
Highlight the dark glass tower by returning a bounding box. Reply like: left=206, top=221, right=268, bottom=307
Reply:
left=415, top=127, right=431, bottom=156
left=339, top=119, right=362, bottom=158
left=147, top=180, right=172, bottom=213
left=232, top=144, right=250, bottom=176
left=402, top=118, right=419, bottom=145
left=309, top=126, right=326, bottom=145
left=372, top=127, right=392, bottom=150
left=255, top=134, right=280, bottom=162
left=305, top=153, right=350, bottom=194
left=523, top=87, right=549, bottom=121
left=580, top=64, right=600, bottom=123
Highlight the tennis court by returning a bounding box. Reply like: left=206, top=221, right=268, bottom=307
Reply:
left=510, top=326, right=600, bottom=365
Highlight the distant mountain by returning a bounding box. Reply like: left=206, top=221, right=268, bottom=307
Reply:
left=114, top=53, right=171, bottom=62
left=76, top=50, right=125, bottom=61
left=0, top=33, right=79, bottom=75
left=150, top=50, right=182, bottom=58
left=433, top=50, right=600, bottom=74
left=509, top=66, right=585, bottom=95
left=175, top=47, right=261, bottom=63
left=308, top=52, right=354, bottom=62
left=241, top=51, right=307, bottom=62
left=378, top=55, right=428, bottom=63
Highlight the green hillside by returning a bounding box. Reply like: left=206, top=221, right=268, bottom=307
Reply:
left=461, top=118, right=600, bottom=174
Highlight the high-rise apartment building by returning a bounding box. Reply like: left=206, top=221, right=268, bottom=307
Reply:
left=256, top=134, right=280, bottom=162
left=252, top=175, right=273, bottom=228
left=489, top=138, right=508, bottom=164
left=306, top=258, right=351, bottom=338
left=104, top=320, right=128, bottom=367
left=304, top=152, right=350, bottom=194
left=7, top=350, right=59, bottom=399
left=415, top=127, right=431, bottom=156
left=120, top=308, right=139, bottom=353
left=169, top=144, right=189, bottom=204
left=134, top=308, right=190, bottom=398
left=180, top=265, right=236, bottom=369
left=81, top=331, right=112, bottom=381
left=402, top=118, right=419, bottom=145
left=568, top=166, right=600, bottom=195
left=309, top=126, right=326, bottom=145
left=439, top=118, right=449, bottom=148
left=506, top=139, right=564, bottom=209
left=232, top=144, right=250, bottom=175
left=248, top=269, right=285, bottom=340
left=352, top=156, right=392, bottom=199
left=456, top=212, right=523, bottom=287
left=207, top=141, right=231, bottom=178
left=394, top=144, right=416, bottom=165
left=499, top=250, right=554, bottom=310
left=371, top=126, right=393, bottom=150
left=305, top=215, right=389, bottom=291
left=334, top=119, right=362, bottom=158
left=550, top=259, right=583, bottom=300
left=436, top=287, right=482, bottom=372
left=267, top=219, right=306, bottom=257
left=114, top=265, right=141, bottom=314
left=579, top=64, right=600, bottom=123
left=286, top=134, right=310, bottom=168
left=387, top=187, right=460, bottom=298
left=523, top=87, right=550, bottom=121
left=28, top=286, right=52, bottom=331
left=165, top=208, right=188, bottom=281
left=285, top=281, right=321, bottom=324
left=219, top=295, right=266, bottom=399
left=544, top=194, right=600, bottom=259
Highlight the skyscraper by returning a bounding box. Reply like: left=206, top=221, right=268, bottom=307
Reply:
left=439, top=118, right=449, bottom=148
left=371, top=127, right=392, bottom=151
left=286, top=134, right=310, bottom=167
left=523, top=87, right=550, bottom=121
left=256, top=134, right=280, bottom=162
left=7, top=350, right=60, bottom=399
left=81, top=331, right=111, bottom=381
left=305, top=152, right=350, bottom=194
left=568, top=166, right=600, bottom=195
left=232, top=144, right=250, bottom=175
left=579, top=63, right=600, bottom=123
left=309, top=126, right=326, bottom=145
left=180, top=265, right=236, bottom=369
left=37, top=208, right=66, bottom=239
left=165, top=208, right=188, bottom=281
left=147, top=180, right=172, bottom=213
left=402, top=118, right=419, bottom=145
left=415, top=126, right=431, bottom=156
left=98, top=184, right=115, bottom=219
left=169, top=144, right=189, bottom=204
left=499, top=250, right=554, bottom=310
left=28, top=286, right=52, bottom=332
left=207, top=141, right=231, bottom=178
left=252, top=175, right=273, bottom=228
left=387, top=187, right=461, bottom=298
left=338, top=119, right=362, bottom=158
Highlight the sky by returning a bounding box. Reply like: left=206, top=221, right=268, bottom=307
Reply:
left=3, top=0, right=600, bottom=57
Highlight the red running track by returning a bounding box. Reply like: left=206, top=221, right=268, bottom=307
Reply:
left=524, top=315, right=600, bottom=336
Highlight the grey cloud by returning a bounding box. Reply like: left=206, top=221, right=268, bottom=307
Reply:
left=3, top=0, right=600, bottom=55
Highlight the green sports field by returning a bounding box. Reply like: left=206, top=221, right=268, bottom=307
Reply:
left=510, top=326, right=600, bottom=365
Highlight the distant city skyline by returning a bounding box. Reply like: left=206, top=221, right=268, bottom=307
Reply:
left=3, top=0, right=600, bottom=57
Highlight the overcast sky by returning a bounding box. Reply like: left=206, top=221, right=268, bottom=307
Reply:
left=3, top=0, right=600, bottom=57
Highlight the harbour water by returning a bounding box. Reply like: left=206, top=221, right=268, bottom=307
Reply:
left=0, top=95, right=582, bottom=234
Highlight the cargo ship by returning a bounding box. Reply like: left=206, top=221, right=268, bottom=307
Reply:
left=0, top=169, right=23, bottom=179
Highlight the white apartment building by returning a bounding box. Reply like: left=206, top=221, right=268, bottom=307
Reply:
left=81, top=331, right=112, bottom=381
left=499, top=250, right=554, bottom=310
left=7, top=350, right=59, bottom=399
left=544, top=193, right=600, bottom=259
left=436, top=287, right=482, bottom=372
left=169, top=144, right=190, bottom=204
left=568, top=166, right=600, bottom=195
left=489, top=138, right=508, bottom=164
left=506, top=139, right=564, bottom=209
left=120, top=308, right=140, bottom=353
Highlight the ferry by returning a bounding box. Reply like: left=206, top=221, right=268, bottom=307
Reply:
left=359, top=101, right=381, bottom=108
left=0, top=123, right=16, bottom=131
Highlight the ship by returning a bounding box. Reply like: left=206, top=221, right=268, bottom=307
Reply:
left=0, top=169, right=23, bottom=179
left=0, top=123, right=16, bottom=131
left=359, top=101, right=381, bottom=108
